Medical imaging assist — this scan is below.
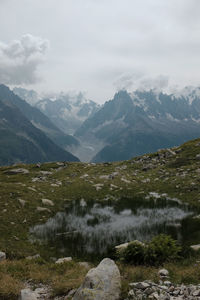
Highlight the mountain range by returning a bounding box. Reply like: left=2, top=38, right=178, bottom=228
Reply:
left=75, top=88, right=200, bottom=162
left=0, top=85, right=79, bottom=165
left=13, top=87, right=100, bottom=135
left=11, top=85, right=200, bottom=163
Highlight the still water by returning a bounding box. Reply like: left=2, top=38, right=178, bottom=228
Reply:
left=30, top=197, right=199, bottom=259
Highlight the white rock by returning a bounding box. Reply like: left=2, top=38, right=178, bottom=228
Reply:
left=72, top=258, right=121, bottom=300
left=115, top=242, right=129, bottom=251
left=121, top=177, right=131, bottom=184
left=18, top=199, right=26, bottom=207
left=99, top=175, right=110, bottom=180
left=55, top=257, right=72, bottom=264
left=0, top=251, right=6, bottom=262
left=158, top=269, right=169, bottom=277
left=42, top=198, right=54, bottom=206
left=93, top=183, right=104, bottom=191
left=129, top=282, right=150, bottom=289
left=190, top=244, right=200, bottom=251
left=19, top=289, right=37, bottom=300
left=8, top=168, right=29, bottom=174
left=36, top=207, right=50, bottom=212
left=26, top=254, right=40, bottom=260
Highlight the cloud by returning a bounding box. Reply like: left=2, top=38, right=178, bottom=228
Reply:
left=0, top=34, right=49, bottom=85
left=114, top=73, right=169, bottom=92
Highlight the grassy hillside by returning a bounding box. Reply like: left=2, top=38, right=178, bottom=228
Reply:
left=1, top=137, right=200, bottom=298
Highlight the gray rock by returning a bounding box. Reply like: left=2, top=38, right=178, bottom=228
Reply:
left=164, top=281, right=172, bottom=287
left=19, top=289, right=37, bottom=300
left=72, top=258, right=121, bottom=300
left=193, top=289, right=200, bottom=296
left=42, top=198, right=54, bottom=206
left=158, top=269, right=169, bottom=277
left=7, top=168, right=29, bottom=174
left=36, top=207, right=50, bottom=213
left=190, top=244, right=200, bottom=251
left=0, top=251, right=6, bottom=262
left=26, top=254, right=40, bottom=260
left=129, top=282, right=150, bottom=290
left=55, top=257, right=72, bottom=264
left=18, top=198, right=26, bottom=207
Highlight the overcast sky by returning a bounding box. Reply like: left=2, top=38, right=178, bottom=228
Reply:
left=0, top=0, right=200, bottom=103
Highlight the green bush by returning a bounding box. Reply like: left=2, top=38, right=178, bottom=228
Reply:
left=116, top=235, right=182, bottom=266
left=121, top=241, right=146, bottom=265
left=146, top=234, right=181, bottom=265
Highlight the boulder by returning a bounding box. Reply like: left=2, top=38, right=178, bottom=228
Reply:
left=0, top=251, right=6, bottom=262
left=72, top=258, right=121, bottom=300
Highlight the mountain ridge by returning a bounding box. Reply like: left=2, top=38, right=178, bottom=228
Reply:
left=75, top=89, right=200, bottom=162
left=0, top=84, right=79, bottom=165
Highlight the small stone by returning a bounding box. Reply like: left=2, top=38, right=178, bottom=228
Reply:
left=65, top=289, right=77, bottom=299
left=164, top=281, right=172, bottom=286
left=18, top=199, right=26, bottom=207
left=7, top=168, right=29, bottom=174
left=158, top=269, right=169, bottom=277
left=144, top=287, right=154, bottom=295
left=36, top=207, right=50, bottom=212
left=190, top=244, right=200, bottom=251
left=115, top=242, right=129, bottom=252
left=19, top=289, right=37, bottom=300
left=168, top=286, right=175, bottom=292
left=128, top=289, right=135, bottom=298
left=172, top=289, right=180, bottom=296
left=0, top=251, right=6, bottom=262
left=55, top=257, right=72, bottom=264
left=151, top=292, right=159, bottom=299
left=193, top=289, right=200, bottom=296
left=129, top=282, right=150, bottom=290
left=26, top=254, right=40, bottom=260
left=42, top=198, right=54, bottom=206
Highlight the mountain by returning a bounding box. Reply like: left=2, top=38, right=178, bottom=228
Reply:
left=75, top=88, right=200, bottom=162
left=12, top=88, right=80, bottom=152
left=35, top=92, right=100, bottom=135
left=13, top=87, right=39, bottom=106
left=0, top=84, right=79, bottom=165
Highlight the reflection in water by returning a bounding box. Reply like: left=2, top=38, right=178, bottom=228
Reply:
left=30, top=198, right=194, bottom=258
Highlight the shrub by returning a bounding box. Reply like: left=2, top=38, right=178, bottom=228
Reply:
left=121, top=241, right=146, bottom=265
left=145, top=234, right=181, bottom=265
left=116, top=235, right=182, bottom=266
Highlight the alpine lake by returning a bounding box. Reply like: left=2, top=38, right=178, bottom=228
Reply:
left=30, top=196, right=200, bottom=261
